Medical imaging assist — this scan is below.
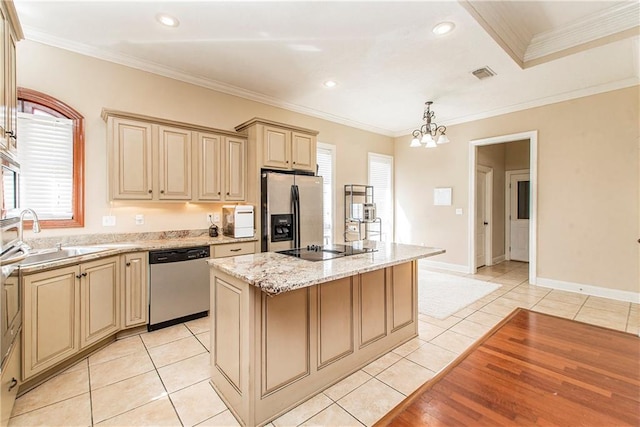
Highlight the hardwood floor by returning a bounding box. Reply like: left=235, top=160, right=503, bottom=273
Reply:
left=375, top=308, right=640, bottom=426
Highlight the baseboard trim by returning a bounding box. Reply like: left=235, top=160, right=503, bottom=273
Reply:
left=536, top=277, right=640, bottom=303
left=419, top=260, right=469, bottom=273
left=492, top=255, right=506, bottom=265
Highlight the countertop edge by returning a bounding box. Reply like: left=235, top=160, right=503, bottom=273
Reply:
left=210, top=245, right=445, bottom=296
left=18, top=236, right=258, bottom=274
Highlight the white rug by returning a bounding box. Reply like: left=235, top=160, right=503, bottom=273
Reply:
left=418, top=270, right=501, bottom=319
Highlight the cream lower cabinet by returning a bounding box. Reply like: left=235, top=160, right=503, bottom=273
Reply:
left=194, top=133, right=246, bottom=202
left=22, top=257, right=120, bottom=380
left=0, top=334, right=20, bottom=427
left=122, top=252, right=148, bottom=328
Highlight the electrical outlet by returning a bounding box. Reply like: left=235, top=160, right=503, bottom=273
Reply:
left=207, top=213, right=214, bottom=223
left=455, top=208, right=463, bottom=215
left=213, top=213, right=220, bottom=223
left=135, top=214, right=144, bottom=225
left=102, top=215, right=116, bottom=227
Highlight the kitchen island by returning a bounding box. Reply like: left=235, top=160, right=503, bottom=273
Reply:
left=208, top=241, right=444, bottom=427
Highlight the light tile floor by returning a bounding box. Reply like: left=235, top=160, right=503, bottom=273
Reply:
left=9, top=261, right=638, bottom=427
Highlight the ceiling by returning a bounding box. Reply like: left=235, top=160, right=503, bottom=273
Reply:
left=14, top=1, right=640, bottom=136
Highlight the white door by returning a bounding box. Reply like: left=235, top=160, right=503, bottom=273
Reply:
left=509, top=172, right=530, bottom=261
left=476, top=167, right=491, bottom=268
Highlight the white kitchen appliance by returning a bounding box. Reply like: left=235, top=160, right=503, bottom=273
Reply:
left=222, top=205, right=255, bottom=238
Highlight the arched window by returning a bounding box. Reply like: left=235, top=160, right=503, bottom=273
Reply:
left=17, top=88, right=84, bottom=228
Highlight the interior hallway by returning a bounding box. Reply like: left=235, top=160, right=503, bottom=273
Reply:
left=8, top=261, right=638, bottom=426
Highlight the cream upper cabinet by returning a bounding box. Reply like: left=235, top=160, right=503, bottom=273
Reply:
left=109, top=117, right=154, bottom=200
left=195, top=132, right=223, bottom=201
left=262, top=126, right=290, bottom=169
left=291, top=132, right=315, bottom=171
left=22, top=265, right=80, bottom=379
left=0, top=1, right=21, bottom=156
left=122, top=252, right=148, bottom=328
left=157, top=125, right=192, bottom=200
left=225, top=136, right=246, bottom=201
left=236, top=118, right=318, bottom=173
left=194, top=133, right=246, bottom=202
left=79, top=257, right=120, bottom=348
left=22, top=257, right=120, bottom=380
left=104, top=110, right=247, bottom=202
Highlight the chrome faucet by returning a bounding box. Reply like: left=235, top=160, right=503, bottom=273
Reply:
left=19, top=208, right=41, bottom=242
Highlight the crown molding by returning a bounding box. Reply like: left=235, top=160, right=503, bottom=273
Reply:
left=524, top=2, right=640, bottom=63
left=22, top=26, right=396, bottom=137
left=394, top=77, right=639, bottom=137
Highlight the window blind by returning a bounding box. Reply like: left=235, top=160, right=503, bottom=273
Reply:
left=17, top=112, right=74, bottom=219
left=368, top=153, right=393, bottom=241
left=317, top=144, right=334, bottom=244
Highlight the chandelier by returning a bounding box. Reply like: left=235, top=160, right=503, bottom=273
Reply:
left=410, top=101, right=450, bottom=148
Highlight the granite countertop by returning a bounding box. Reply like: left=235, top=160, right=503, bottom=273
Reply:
left=18, top=234, right=257, bottom=274
left=208, top=241, right=445, bottom=296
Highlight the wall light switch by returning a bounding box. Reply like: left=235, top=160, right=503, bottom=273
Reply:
left=102, top=215, right=116, bottom=226
left=455, top=208, right=463, bottom=215
left=135, top=214, right=144, bottom=225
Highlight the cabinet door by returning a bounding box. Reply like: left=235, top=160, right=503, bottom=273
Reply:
left=4, top=29, right=15, bottom=154
left=80, top=257, right=120, bottom=348
left=0, top=7, right=6, bottom=152
left=291, top=132, right=316, bottom=172
left=123, top=252, right=148, bottom=328
left=22, top=266, right=80, bottom=380
left=0, top=334, right=20, bottom=427
left=157, top=125, right=192, bottom=200
left=262, top=126, right=290, bottom=169
left=110, top=118, right=154, bottom=200
left=195, top=132, right=222, bottom=201
left=225, top=137, right=246, bottom=201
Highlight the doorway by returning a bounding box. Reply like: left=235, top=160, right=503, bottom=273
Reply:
left=468, top=131, right=538, bottom=285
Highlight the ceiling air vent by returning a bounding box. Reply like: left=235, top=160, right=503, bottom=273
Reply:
left=472, top=66, right=496, bottom=80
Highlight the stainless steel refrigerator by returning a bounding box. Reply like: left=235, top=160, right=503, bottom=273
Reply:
left=261, top=171, right=324, bottom=252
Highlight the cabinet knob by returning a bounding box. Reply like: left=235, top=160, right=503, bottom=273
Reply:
left=148, top=190, right=152, bottom=194
left=126, top=262, right=131, bottom=267
left=160, top=190, right=165, bottom=194
left=5, top=130, right=16, bottom=139
left=226, top=192, right=230, bottom=196
left=217, top=192, right=221, bottom=195
left=8, top=377, right=17, bottom=392
left=76, top=274, right=82, bottom=279
left=286, top=160, right=289, bottom=164
left=293, top=161, right=296, bottom=164
left=82, top=272, right=87, bottom=277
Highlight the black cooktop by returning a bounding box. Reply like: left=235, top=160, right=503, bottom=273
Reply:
left=277, top=244, right=376, bottom=262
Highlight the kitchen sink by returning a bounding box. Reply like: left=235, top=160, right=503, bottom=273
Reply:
left=20, top=246, right=111, bottom=266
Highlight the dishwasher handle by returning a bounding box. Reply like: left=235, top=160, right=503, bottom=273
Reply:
left=149, top=246, right=210, bottom=264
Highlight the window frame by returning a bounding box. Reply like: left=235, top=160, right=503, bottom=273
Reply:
left=17, top=87, right=84, bottom=228
left=368, top=152, right=394, bottom=242
left=317, top=142, right=336, bottom=244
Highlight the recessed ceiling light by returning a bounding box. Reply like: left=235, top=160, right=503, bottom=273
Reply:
left=323, top=80, right=337, bottom=88
left=156, top=13, right=179, bottom=27
left=432, top=21, right=455, bottom=36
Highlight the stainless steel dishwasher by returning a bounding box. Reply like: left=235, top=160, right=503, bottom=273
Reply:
left=148, top=246, right=210, bottom=331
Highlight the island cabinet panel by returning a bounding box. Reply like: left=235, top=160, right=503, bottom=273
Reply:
left=359, top=269, right=387, bottom=347
left=261, top=287, right=310, bottom=396
left=317, top=278, right=354, bottom=368
left=391, top=263, right=415, bottom=331
left=209, top=260, right=422, bottom=427
left=213, top=277, right=242, bottom=393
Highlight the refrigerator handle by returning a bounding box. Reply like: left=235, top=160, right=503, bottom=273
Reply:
left=291, top=184, right=300, bottom=248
